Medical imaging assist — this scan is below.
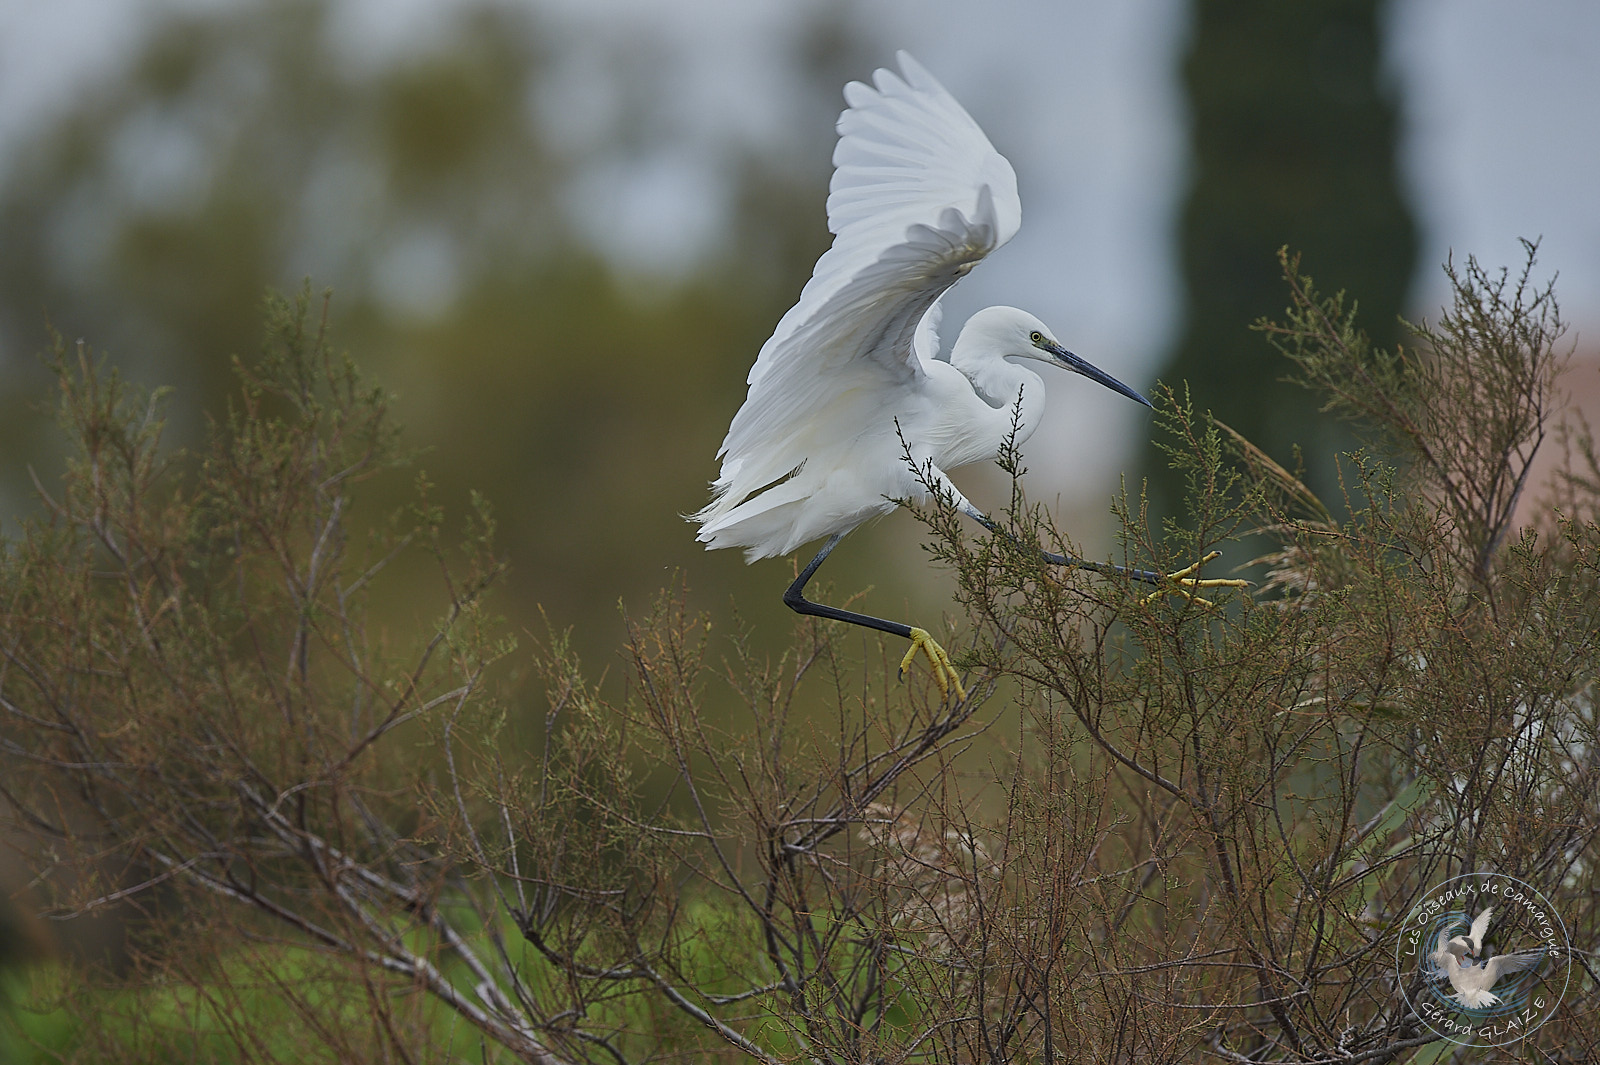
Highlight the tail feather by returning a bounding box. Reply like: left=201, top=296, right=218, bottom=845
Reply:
left=694, top=478, right=815, bottom=561
left=1453, top=988, right=1501, bottom=1009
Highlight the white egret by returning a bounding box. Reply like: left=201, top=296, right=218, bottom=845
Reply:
left=694, top=52, right=1241, bottom=699
left=1430, top=925, right=1543, bottom=1010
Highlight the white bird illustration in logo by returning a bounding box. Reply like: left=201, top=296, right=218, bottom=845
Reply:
left=1453, top=906, right=1495, bottom=959
left=1429, top=906, right=1543, bottom=1009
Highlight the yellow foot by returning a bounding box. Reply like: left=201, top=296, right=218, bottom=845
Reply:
left=898, top=627, right=966, bottom=701
left=1144, top=551, right=1251, bottom=608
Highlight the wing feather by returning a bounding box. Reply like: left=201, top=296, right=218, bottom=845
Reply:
left=699, top=52, right=1020, bottom=533
left=1481, top=951, right=1543, bottom=983
left=1468, top=907, right=1494, bottom=952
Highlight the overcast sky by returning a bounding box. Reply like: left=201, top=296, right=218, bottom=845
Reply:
left=3, top=0, right=1597, bottom=502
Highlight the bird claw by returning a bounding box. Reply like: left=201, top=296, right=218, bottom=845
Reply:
left=1143, top=551, right=1250, bottom=608
left=898, top=627, right=966, bottom=701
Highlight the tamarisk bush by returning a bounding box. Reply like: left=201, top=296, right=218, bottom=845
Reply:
left=3, top=248, right=1596, bottom=1063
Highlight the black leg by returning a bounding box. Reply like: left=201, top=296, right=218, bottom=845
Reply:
left=962, top=509, right=1245, bottom=603
left=783, top=534, right=965, bottom=698
left=962, top=509, right=1165, bottom=585
left=1038, top=548, right=1165, bottom=586
left=783, top=534, right=913, bottom=639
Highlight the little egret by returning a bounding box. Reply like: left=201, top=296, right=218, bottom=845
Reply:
left=1430, top=927, right=1542, bottom=1010
left=694, top=52, right=1242, bottom=699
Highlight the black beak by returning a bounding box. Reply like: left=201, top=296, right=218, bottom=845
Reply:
left=1045, top=340, right=1154, bottom=409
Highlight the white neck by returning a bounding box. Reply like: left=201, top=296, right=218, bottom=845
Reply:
left=949, top=335, right=1047, bottom=446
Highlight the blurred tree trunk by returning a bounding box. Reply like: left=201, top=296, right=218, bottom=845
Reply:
left=1149, top=0, right=1416, bottom=511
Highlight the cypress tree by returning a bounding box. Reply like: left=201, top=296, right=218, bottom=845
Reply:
left=1152, top=0, right=1415, bottom=505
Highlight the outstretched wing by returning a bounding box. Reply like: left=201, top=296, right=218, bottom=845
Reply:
left=700, top=52, right=1020, bottom=523
left=1481, top=950, right=1543, bottom=985
left=1468, top=906, right=1494, bottom=952
left=1428, top=931, right=1456, bottom=978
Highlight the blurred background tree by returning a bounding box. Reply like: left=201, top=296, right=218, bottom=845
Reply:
left=1146, top=0, right=1416, bottom=512
left=0, top=0, right=891, bottom=674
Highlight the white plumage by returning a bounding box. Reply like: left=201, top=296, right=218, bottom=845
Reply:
left=1453, top=906, right=1495, bottom=958
left=691, top=52, right=1168, bottom=700
left=694, top=52, right=1148, bottom=562
left=1429, top=912, right=1544, bottom=1010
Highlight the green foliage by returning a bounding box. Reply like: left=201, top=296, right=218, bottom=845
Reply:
left=1260, top=242, right=1567, bottom=583
left=2, top=292, right=520, bottom=1062
left=7, top=950, right=520, bottom=1065
left=1153, top=0, right=1416, bottom=511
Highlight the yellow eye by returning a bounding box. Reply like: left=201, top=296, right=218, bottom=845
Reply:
left=1029, top=330, right=1044, bottom=344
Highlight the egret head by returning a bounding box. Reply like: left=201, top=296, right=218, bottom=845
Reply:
left=963, top=306, right=1153, bottom=409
